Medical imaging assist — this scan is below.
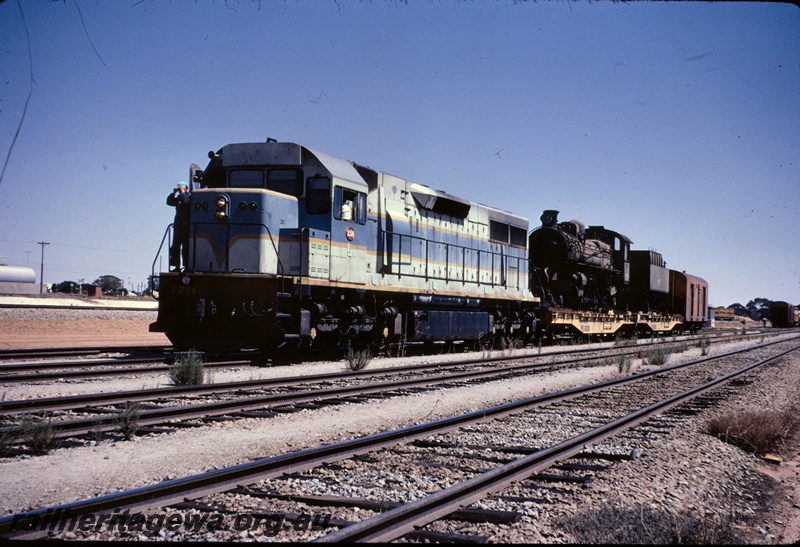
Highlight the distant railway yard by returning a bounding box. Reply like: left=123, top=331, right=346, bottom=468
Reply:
left=0, top=306, right=799, bottom=543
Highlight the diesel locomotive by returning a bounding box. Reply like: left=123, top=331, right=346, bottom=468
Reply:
left=149, top=139, right=707, bottom=353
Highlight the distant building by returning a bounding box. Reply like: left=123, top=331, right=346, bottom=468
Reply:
left=714, top=307, right=735, bottom=321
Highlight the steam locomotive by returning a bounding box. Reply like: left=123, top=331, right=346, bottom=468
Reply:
left=150, top=139, right=707, bottom=353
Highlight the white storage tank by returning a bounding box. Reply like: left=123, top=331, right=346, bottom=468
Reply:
left=0, top=266, right=37, bottom=284
left=0, top=265, right=39, bottom=295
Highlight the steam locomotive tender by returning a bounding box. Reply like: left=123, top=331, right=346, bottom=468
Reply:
left=150, top=140, right=536, bottom=352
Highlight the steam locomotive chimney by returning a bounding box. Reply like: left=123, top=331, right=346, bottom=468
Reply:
left=540, top=209, right=559, bottom=228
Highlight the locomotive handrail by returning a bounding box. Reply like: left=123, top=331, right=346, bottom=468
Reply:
left=381, top=229, right=525, bottom=290
left=148, top=224, right=175, bottom=297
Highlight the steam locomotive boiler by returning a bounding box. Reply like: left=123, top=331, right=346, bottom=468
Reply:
left=528, top=209, right=630, bottom=311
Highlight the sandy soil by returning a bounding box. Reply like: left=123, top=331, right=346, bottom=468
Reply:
left=0, top=319, right=168, bottom=350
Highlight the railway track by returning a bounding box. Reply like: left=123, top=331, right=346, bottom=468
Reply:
left=2, top=334, right=790, bottom=447
left=0, top=330, right=778, bottom=384
left=0, top=356, right=252, bottom=384
left=1, top=334, right=794, bottom=450
left=2, top=337, right=797, bottom=541
left=0, top=345, right=171, bottom=360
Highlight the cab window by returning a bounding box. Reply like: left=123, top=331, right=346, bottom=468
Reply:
left=306, top=176, right=330, bottom=215
left=333, top=186, right=367, bottom=225
left=229, top=169, right=264, bottom=189
left=267, top=169, right=303, bottom=196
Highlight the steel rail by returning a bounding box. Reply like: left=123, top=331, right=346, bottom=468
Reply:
left=0, top=335, right=665, bottom=415
left=0, top=345, right=171, bottom=360
left=2, top=336, right=797, bottom=442
left=2, top=341, right=797, bottom=539
left=0, top=358, right=252, bottom=384
left=4, top=331, right=792, bottom=411
left=316, top=344, right=800, bottom=543
left=0, top=356, right=171, bottom=374
left=0, top=355, right=545, bottom=414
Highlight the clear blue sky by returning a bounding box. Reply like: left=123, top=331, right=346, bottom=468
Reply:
left=1, top=0, right=798, bottom=306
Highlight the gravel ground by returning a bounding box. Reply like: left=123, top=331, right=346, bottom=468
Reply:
left=1, top=308, right=798, bottom=543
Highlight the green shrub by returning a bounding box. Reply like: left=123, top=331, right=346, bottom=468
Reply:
left=114, top=401, right=143, bottom=440
left=168, top=351, right=205, bottom=386
left=617, top=355, right=633, bottom=374
left=698, top=336, right=711, bottom=356
left=642, top=347, right=671, bottom=367
left=0, top=424, right=17, bottom=457
left=20, top=415, right=55, bottom=455
left=344, top=348, right=371, bottom=371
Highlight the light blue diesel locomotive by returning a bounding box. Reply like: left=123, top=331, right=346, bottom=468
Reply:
left=150, top=139, right=538, bottom=353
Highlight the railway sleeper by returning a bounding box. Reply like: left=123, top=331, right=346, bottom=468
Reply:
left=527, top=473, right=593, bottom=485
left=391, top=446, right=514, bottom=466
left=169, top=500, right=347, bottom=531
left=410, top=459, right=489, bottom=475
left=553, top=462, right=610, bottom=472
left=234, top=410, right=279, bottom=419
left=168, top=421, right=206, bottom=428
left=268, top=406, right=305, bottom=413
left=412, top=439, right=543, bottom=456
left=406, top=530, right=489, bottom=544
left=573, top=450, right=637, bottom=462
left=133, top=426, right=176, bottom=435
left=233, top=490, right=520, bottom=525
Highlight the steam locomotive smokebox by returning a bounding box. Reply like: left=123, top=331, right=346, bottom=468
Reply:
left=411, top=310, right=493, bottom=341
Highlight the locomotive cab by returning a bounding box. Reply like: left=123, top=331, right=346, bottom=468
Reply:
left=151, top=141, right=373, bottom=351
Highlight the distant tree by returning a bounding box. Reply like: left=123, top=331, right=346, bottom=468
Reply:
left=93, top=275, right=123, bottom=294
left=142, top=274, right=159, bottom=297
left=729, top=303, right=748, bottom=317
left=52, top=281, right=79, bottom=294
left=746, top=298, right=772, bottom=321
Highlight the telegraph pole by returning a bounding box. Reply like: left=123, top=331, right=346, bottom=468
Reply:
left=37, top=241, right=49, bottom=294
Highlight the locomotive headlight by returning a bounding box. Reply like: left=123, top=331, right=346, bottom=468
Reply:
left=214, top=195, right=229, bottom=220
